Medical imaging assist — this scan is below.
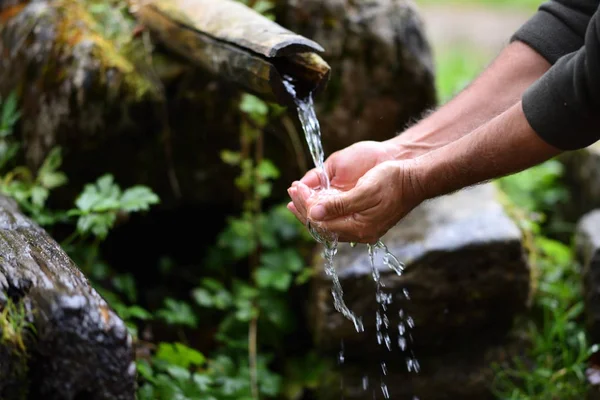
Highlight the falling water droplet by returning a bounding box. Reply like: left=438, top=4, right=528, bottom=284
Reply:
left=362, top=375, right=369, bottom=390
left=398, top=322, right=406, bottom=335
left=384, top=334, right=392, bottom=351
left=381, top=383, right=390, bottom=399
left=381, top=362, right=387, bottom=375
left=398, top=337, right=407, bottom=351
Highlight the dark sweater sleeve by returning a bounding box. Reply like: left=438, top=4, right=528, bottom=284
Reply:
left=521, top=4, right=600, bottom=150
left=511, top=0, right=598, bottom=64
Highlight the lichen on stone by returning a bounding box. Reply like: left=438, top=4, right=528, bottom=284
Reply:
left=54, top=0, right=159, bottom=102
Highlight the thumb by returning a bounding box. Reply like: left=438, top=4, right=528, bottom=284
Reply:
left=308, top=186, right=373, bottom=222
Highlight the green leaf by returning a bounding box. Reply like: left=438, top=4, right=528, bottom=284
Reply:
left=256, top=182, right=272, bottom=198
left=155, top=342, right=206, bottom=369
left=30, top=186, right=49, bottom=208
left=240, top=94, right=268, bottom=118
left=256, top=160, right=280, bottom=180
left=124, top=305, right=152, bottom=321
left=220, top=150, right=242, bottom=166
left=75, top=174, right=121, bottom=212
left=136, top=359, right=155, bottom=382
left=255, top=266, right=292, bottom=291
left=37, top=148, right=67, bottom=190
left=76, top=213, right=116, bottom=239
left=120, top=186, right=160, bottom=212
left=112, top=273, right=137, bottom=303
left=0, top=91, right=20, bottom=136
left=157, top=298, right=198, bottom=328
left=192, top=288, right=214, bottom=307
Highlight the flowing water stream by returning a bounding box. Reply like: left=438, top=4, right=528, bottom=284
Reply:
left=284, top=77, right=419, bottom=398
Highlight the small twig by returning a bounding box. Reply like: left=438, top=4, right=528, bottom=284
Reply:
left=249, top=308, right=260, bottom=400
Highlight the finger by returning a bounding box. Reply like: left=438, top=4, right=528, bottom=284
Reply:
left=308, top=185, right=377, bottom=222
left=293, top=182, right=314, bottom=217
left=287, top=202, right=306, bottom=225
left=316, top=215, right=375, bottom=244
left=300, top=169, right=321, bottom=189
left=289, top=186, right=309, bottom=220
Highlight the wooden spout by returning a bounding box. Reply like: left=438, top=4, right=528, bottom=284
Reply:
left=132, top=0, right=331, bottom=106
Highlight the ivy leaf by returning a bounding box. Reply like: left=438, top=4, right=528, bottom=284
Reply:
left=76, top=213, right=116, bottom=239
left=157, top=298, right=198, bottom=328
left=75, top=174, right=121, bottom=212
left=240, top=94, right=268, bottom=119
left=120, top=186, right=159, bottom=212
left=136, top=360, right=155, bottom=382
left=255, top=266, right=292, bottom=291
left=192, top=288, right=213, bottom=307
left=37, top=148, right=68, bottom=189
left=30, top=186, right=48, bottom=208
left=256, top=160, right=280, bottom=180
left=220, top=150, right=241, bottom=166
left=155, top=342, right=205, bottom=369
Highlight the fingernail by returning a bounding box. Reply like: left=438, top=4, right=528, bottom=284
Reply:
left=310, top=205, right=326, bottom=221
left=292, top=181, right=299, bottom=187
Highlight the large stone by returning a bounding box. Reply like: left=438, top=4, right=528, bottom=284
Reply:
left=576, top=209, right=600, bottom=346
left=309, top=183, right=529, bottom=353
left=0, top=195, right=135, bottom=400
left=308, top=183, right=530, bottom=398
left=317, top=331, right=526, bottom=400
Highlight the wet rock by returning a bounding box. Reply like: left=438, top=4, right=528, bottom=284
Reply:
left=576, top=210, right=600, bottom=346
left=308, top=184, right=530, bottom=397
left=309, top=183, right=529, bottom=353
left=559, top=142, right=600, bottom=222
left=318, top=331, right=527, bottom=400
left=277, top=0, right=437, bottom=155
left=0, top=195, right=135, bottom=400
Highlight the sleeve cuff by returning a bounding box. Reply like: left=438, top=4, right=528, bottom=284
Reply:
left=522, top=55, right=600, bottom=151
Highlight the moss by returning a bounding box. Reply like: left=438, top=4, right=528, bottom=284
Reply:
left=54, top=0, right=158, bottom=101
left=0, top=298, right=32, bottom=355
left=0, top=296, right=33, bottom=400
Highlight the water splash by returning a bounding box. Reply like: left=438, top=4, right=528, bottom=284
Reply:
left=284, top=77, right=420, bottom=398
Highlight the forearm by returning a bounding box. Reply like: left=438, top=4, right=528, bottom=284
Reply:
left=410, top=101, right=561, bottom=201
left=384, top=41, right=551, bottom=159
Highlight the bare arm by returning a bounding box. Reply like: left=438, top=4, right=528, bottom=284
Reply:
left=383, top=41, right=551, bottom=158
left=411, top=101, right=561, bottom=200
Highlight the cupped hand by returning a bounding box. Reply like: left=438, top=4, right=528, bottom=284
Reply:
left=298, top=141, right=398, bottom=191
left=288, top=160, right=425, bottom=244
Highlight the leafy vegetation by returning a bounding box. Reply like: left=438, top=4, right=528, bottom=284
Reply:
left=490, top=166, right=593, bottom=398
left=0, top=299, right=33, bottom=355
left=0, top=86, right=329, bottom=399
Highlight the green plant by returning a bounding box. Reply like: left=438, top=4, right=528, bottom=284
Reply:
left=492, top=162, right=591, bottom=398
left=492, top=236, right=594, bottom=399
left=132, top=93, right=325, bottom=399
left=0, top=298, right=33, bottom=355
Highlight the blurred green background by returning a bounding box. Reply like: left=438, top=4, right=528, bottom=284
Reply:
left=415, top=0, right=543, bottom=102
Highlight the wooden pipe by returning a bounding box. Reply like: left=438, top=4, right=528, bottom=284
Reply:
left=132, top=0, right=331, bottom=106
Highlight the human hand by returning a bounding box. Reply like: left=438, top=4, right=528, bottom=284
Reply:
left=298, top=141, right=398, bottom=191
left=288, top=160, right=425, bottom=244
